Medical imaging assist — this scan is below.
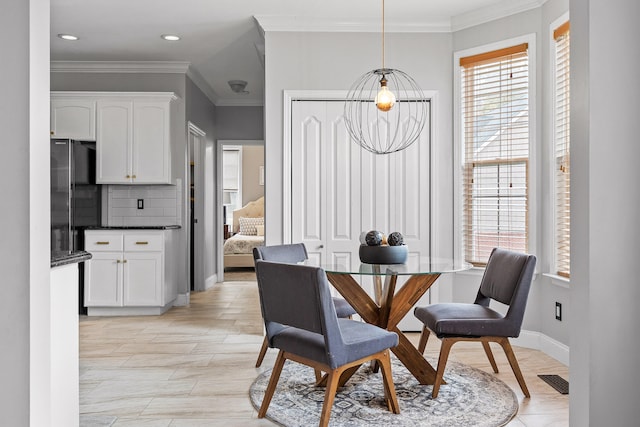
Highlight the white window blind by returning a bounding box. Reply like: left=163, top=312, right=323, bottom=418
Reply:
left=554, top=22, right=571, bottom=278
left=461, top=44, right=530, bottom=266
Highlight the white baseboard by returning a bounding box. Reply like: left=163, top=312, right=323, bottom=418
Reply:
left=512, top=329, right=570, bottom=366
left=205, top=274, right=217, bottom=290
left=174, top=293, right=190, bottom=306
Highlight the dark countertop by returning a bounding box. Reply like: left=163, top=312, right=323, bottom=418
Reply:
left=51, top=251, right=92, bottom=268
left=86, top=225, right=181, bottom=230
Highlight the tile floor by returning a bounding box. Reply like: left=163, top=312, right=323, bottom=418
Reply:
left=79, top=270, right=569, bottom=426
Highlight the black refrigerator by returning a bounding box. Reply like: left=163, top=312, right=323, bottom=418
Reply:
left=51, top=138, right=102, bottom=255
left=51, top=139, right=102, bottom=313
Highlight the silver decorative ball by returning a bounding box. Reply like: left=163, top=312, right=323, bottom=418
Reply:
left=365, top=230, right=384, bottom=246
left=387, top=232, right=404, bottom=246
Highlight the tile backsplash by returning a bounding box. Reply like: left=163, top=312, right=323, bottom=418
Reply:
left=106, top=179, right=182, bottom=227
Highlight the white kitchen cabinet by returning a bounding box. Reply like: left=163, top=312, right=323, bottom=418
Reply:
left=84, top=229, right=178, bottom=315
left=96, top=93, right=176, bottom=184
left=50, top=95, right=96, bottom=140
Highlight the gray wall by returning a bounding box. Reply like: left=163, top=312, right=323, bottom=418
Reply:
left=571, top=0, right=640, bottom=424
left=2, top=0, right=51, bottom=424
left=215, top=106, right=264, bottom=140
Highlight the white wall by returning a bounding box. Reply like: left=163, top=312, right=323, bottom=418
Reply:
left=571, top=0, right=640, bottom=425
left=1, top=0, right=51, bottom=425
left=263, top=30, right=453, bottom=250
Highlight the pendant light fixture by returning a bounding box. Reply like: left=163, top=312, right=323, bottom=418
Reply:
left=344, top=0, right=428, bottom=155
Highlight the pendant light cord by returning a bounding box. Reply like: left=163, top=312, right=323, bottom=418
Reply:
left=381, top=0, right=385, bottom=69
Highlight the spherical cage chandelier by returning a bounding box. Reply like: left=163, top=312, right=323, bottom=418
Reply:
left=344, top=0, right=429, bottom=155
left=344, top=68, right=428, bottom=154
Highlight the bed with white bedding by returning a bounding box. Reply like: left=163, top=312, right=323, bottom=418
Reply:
left=223, top=197, right=264, bottom=268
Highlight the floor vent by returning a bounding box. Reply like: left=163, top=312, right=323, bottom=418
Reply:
left=538, top=374, right=569, bottom=394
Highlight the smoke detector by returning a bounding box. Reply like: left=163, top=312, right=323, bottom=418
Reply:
left=228, top=80, right=249, bottom=94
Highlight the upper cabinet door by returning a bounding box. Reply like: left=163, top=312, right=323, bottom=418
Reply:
left=132, top=101, right=171, bottom=184
left=96, top=100, right=133, bottom=184
left=50, top=99, right=96, bottom=140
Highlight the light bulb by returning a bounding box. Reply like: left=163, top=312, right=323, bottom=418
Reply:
left=375, top=78, right=396, bottom=112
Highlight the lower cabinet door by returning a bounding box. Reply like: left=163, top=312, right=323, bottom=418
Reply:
left=85, top=252, right=122, bottom=306
left=123, top=252, right=163, bottom=306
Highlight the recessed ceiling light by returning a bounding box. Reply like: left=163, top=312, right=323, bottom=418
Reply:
left=58, top=34, right=79, bottom=41
left=161, top=34, right=180, bottom=41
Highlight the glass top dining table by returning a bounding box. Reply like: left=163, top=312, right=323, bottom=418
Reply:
left=304, top=256, right=472, bottom=385
left=308, top=257, right=472, bottom=276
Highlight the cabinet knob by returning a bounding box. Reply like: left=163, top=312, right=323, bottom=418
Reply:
left=123, top=259, right=127, bottom=263
left=132, top=175, right=137, bottom=179
left=126, top=175, right=131, bottom=179
left=318, top=245, right=324, bottom=249
left=50, top=131, right=54, bottom=135
left=96, top=241, right=110, bottom=245
left=135, top=241, right=149, bottom=245
left=116, top=259, right=121, bottom=263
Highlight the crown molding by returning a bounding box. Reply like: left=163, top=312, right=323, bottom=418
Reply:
left=256, top=0, right=549, bottom=34
left=50, top=60, right=191, bottom=74
left=185, top=66, right=220, bottom=106
left=254, top=16, right=451, bottom=33
left=451, top=0, right=548, bottom=32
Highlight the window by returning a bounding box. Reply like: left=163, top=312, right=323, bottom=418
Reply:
left=223, top=147, right=242, bottom=225
left=460, top=43, right=531, bottom=266
left=554, top=21, right=570, bottom=278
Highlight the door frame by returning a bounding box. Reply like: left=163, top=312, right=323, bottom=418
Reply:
left=187, top=122, right=206, bottom=292
left=216, top=139, right=264, bottom=282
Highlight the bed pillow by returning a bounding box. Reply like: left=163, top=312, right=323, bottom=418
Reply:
left=255, top=224, right=264, bottom=236
left=238, top=217, right=264, bottom=236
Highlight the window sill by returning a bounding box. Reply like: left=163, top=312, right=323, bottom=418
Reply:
left=543, top=273, right=570, bottom=289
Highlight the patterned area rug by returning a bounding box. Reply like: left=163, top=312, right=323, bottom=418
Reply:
left=250, top=357, right=518, bottom=427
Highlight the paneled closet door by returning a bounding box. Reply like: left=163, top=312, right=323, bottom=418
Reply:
left=291, top=99, right=431, bottom=330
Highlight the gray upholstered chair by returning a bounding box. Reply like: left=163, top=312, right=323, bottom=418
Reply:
left=413, top=247, right=536, bottom=398
left=255, top=260, right=400, bottom=427
left=253, top=243, right=357, bottom=367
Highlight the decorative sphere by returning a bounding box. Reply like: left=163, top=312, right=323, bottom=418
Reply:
left=387, top=232, right=404, bottom=246
left=365, top=230, right=384, bottom=246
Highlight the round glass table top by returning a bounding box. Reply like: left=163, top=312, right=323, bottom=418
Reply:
left=305, top=257, right=472, bottom=276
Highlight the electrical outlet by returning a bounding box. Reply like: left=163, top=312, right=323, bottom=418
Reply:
left=555, top=302, right=562, bottom=321
left=137, top=199, right=144, bottom=209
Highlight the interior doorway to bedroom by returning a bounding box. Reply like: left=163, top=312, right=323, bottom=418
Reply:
left=217, top=140, right=264, bottom=282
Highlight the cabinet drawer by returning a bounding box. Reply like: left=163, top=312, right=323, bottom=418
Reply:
left=85, top=234, right=123, bottom=252
left=124, top=234, right=163, bottom=251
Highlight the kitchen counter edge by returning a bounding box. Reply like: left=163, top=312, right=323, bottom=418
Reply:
left=51, top=251, right=92, bottom=268
left=86, top=225, right=182, bottom=230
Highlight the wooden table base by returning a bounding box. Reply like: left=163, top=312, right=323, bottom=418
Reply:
left=327, top=271, right=443, bottom=385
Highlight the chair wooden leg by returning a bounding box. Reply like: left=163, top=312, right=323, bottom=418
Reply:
left=255, top=336, right=269, bottom=368
left=417, top=325, right=431, bottom=354
left=433, top=338, right=454, bottom=398
left=377, top=350, right=400, bottom=414
left=319, top=369, right=341, bottom=427
left=497, top=337, right=530, bottom=398
left=258, top=350, right=287, bottom=418
left=314, top=369, right=323, bottom=383
left=482, top=340, right=499, bottom=373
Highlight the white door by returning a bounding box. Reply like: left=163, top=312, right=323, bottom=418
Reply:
left=291, top=99, right=431, bottom=330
